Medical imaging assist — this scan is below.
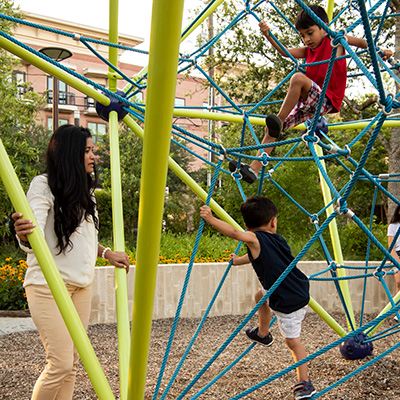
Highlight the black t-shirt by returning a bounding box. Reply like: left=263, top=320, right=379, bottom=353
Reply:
left=247, top=231, right=310, bottom=314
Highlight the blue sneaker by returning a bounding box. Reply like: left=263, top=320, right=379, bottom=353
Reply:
left=293, top=380, right=316, bottom=399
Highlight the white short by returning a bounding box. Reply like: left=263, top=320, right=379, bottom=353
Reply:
left=261, top=288, right=307, bottom=339
left=274, top=306, right=308, bottom=339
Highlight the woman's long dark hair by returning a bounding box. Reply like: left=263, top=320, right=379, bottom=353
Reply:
left=390, top=205, right=400, bottom=224
left=46, top=125, right=99, bottom=253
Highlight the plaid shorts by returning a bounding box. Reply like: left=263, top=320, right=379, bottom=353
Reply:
left=283, top=81, right=334, bottom=131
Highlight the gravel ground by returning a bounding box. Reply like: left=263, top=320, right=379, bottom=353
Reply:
left=1, top=312, right=400, bottom=399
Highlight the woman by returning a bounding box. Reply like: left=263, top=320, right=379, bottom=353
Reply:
left=388, top=204, right=400, bottom=295
left=13, top=125, right=129, bottom=400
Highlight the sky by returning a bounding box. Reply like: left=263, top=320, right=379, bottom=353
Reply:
left=13, top=0, right=203, bottom=66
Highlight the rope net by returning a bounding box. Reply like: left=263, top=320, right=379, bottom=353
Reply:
left=2, top=0, right=400, bottom=398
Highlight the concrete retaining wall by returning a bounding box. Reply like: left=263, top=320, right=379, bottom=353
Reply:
left=90, top=262, right=396, bottom=324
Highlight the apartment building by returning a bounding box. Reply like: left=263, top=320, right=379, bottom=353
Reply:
left=11, top=12, right=210, bottom=169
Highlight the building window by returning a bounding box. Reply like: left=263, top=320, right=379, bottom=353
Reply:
left=47, top=118, right=69, bottom=131
left=88, top=122, right=107, bottom=144
left=12, top=71, right=27, bottom=98
left=46, top=77, right=75, bottom=105
left=174, top=97, right=185, bottom=108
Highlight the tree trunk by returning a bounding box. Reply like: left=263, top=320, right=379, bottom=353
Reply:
left=387, top=1, right=400, bottom=219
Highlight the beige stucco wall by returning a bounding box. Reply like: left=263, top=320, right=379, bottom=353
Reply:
left=89, top=262, right=396, bottom=324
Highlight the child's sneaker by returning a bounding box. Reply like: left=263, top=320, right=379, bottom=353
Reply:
left=266, top=113, right=282, bottom=138
left=245, top=327, right=273, bottom=347
left=293, top=380, right=316, bottom=400
left=228, top=160, right=257, bottom=184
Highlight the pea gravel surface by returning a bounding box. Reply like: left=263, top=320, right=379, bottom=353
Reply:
left=1, top=313, right=400, bottom=399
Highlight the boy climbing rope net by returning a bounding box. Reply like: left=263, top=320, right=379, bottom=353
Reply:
left=229, top=4, right=393, bottom=184
left=200, top=196, right=314, bottom=399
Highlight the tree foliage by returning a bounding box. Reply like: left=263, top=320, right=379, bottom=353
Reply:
left=0, top=0, right=48, bottom=247
left=96, top=125, right=202, bottom=246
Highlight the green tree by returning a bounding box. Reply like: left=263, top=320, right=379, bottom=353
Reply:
left=0, top=0, right=47, bottom=248
left=97, top=125, right=200, bottom=246
left=96, top=125, right=142, bottom=245
left=192, top=0, right=394, bottom=239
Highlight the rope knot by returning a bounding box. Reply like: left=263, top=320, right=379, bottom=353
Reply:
left=331, top=29, right=347, bottom=48
left=378, top=93, right=394, bottom=116
left=373, top=269, right=386, bottom=280
left=261, top=153, right=269, bottom=166
left=336, top=198, right=354, bottom=218
left=329, top=261, right=338, bottom=271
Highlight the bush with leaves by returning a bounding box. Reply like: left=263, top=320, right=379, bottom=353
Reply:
left=0, top=1, right=47, bottom=248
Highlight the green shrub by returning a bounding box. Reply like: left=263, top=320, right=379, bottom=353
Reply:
left=0, top=257, right=27, bottom=310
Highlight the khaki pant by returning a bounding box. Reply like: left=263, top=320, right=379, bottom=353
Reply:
left=25, top=284, right=92, bottom=400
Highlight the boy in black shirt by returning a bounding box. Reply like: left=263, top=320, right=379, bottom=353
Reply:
left=200, top=196, right=315, bottom=400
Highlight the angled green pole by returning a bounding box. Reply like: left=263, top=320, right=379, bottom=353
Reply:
left=368, top=291, right=400, bottom=336
left=316, top=146, right=355, bottom=331
left=108, top=1, right=130, bottom=398
left=127, top=1, right=185, bottom=399
left=0, top=139, right=115, bottom=399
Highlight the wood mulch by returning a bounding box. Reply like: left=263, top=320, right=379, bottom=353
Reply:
left=1, top=312, right=400, bottom=399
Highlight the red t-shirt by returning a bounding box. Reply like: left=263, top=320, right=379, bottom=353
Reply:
left=305, top=36, right=347, bottom=112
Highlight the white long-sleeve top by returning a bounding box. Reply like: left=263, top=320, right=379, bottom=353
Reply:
left=21, top=174, right=98, bottom=288
left=388, top=222, right=400, bottom=252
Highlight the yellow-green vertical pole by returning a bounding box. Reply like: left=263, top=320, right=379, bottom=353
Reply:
left=110, top=109, right=130, bottom=399
left=108, top=1, right=130, bottom=399
left=317, top=1, right=356, bottom=331
left=316, top=147, right=355, bottom=330
left=127, top=0, right=185, bottom=399
left=326, top=0, right=335, bottom=21
left=0, top=139, right=115, bottom=399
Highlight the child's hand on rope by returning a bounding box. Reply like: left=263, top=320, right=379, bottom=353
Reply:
left=379, top=48, right=393, bottom=62
left=230, top=253, right=239, bottom=265
left=259, top=20, right=271, bottom=38
left=200, top=205, right=213, bottom=223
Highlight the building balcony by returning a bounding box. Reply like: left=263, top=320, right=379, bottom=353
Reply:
left=44, top=91, right=78, bottom=113
left=84, top=96, right=98, bottom=116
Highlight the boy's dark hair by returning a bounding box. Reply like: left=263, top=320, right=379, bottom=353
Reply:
left=390, top=205, right=400, bottom=224
left=240, top=196, right=278, bottom=229
left=295, top=5, right=329, bottom=30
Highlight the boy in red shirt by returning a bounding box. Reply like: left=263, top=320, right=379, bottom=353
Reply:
left=229, top=5, right=393, bottom=184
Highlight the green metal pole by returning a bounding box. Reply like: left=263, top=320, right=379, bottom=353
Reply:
left=181, top=0, right=225, bottom=41
left=125, top=106, right=400, bottom=130
left=108, top=1, right=130, bottom=398
left=127, top=1, right=185, bottom=398
left=367, top=291, right=400, bottom=336
left=316, top=146, right=356, bottom=330
left=308, top=298, right=347, bottom=337
left=0, top=139, right=115, bottom=399
left=110, top=110, right=130, bottom=400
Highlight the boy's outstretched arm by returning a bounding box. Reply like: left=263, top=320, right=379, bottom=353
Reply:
left=347, top=36, right=393, bottom=61
left=259, top=20, right=306, bottom=59
left=230, top=253, right=250, bottom=265
left=200, top=205, right=256, bottom=244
